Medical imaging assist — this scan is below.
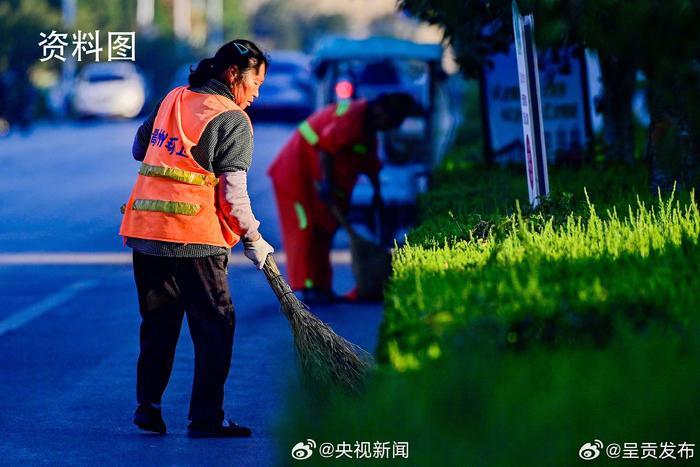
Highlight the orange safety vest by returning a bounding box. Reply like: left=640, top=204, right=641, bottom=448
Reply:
left=119, top=86, right=252, bottom=248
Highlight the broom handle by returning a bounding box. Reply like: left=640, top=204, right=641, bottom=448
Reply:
left=261, top=254, right=295, bottom=301
left=329, top=204, right=360, bottom=239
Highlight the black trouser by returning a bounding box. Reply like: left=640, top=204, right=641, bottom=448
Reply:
left=132, top=250, right=234, bottom=424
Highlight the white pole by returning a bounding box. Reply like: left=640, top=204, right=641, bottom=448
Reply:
left=174, top=0, right=192, bottom=41
left=137, top=0, right=155, bottom=30
left=512, top=1, right=549, bottom=206
left=61, top=0, right=77, bottom=114
left=207, top=0, right=224, bottom=52
left=523, top=15, right=550, bottom=199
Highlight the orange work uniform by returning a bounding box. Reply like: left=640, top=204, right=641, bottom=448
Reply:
left=267, top=99, right=381, bottom=290
left=120, top=86, right=252, bottom=246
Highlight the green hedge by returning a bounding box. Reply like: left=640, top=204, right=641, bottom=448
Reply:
left=381, top=186, right=700, bottom=369
left=279, top=162, right=700, bottom=465
left=409, top=162, right=649, bottom=247
left=279, top=333, right=699, bottom=466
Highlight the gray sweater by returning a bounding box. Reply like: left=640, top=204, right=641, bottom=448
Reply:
left=126, top=78, right=256, bottom=257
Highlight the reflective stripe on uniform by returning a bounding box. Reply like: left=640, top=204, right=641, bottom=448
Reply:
left=138, top=163, right=219, bottom=186
left=352, top=143, right=367, bottom=154
left=132, top=199, right=201, bottom=216
left=335, top=100, right=350, bottom=116
left=298, top=120, right=319, bottom=146
left=294, top=202, right=308, bottom=230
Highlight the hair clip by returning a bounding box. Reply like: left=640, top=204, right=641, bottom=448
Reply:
left=234, top=43, right=250, bottom=55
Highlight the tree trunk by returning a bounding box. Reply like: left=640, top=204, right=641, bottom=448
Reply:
left=598, top=55, right=637, bottom=164
left=646, top=82, right=699, bottom=193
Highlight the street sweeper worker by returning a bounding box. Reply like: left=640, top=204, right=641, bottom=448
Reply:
left=119, top=39, right=274, bottom=438
left=267, top=92, right=415, bottom=305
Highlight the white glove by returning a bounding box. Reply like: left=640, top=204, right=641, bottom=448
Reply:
left=243, top=235, right=274, bottom=270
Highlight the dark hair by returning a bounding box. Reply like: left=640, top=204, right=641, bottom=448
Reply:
left=373, top=92, right=417, bottom=126
left=188, top=39, right=268, bottom=87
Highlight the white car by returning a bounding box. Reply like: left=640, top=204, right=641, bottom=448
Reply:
left=72, top=63, right=146, bottom=118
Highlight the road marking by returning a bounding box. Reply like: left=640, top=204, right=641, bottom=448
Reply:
left=0, top=251, right=353, bottom=266
left=0, top=253, right=132, bottom=265
left=0, top=280, right=97, bottom=336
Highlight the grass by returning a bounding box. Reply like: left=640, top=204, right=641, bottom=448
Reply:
left=279, top=331, right=700, bottom=466
left=381, top=185, right=700, bottom=369
left=278, top=157, right=700, bottom=466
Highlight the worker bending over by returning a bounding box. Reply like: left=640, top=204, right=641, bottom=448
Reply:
left=268, top=92, right=414, bottom=304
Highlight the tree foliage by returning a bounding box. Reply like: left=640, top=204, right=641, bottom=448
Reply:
left=399, top=0, right=700, bottom=184
left=76, top=0, right=137, bottom=33
left=0, top=0, right=60, bottom=74
left=398, top=0, right=513, bottom=79
left=251, top=0, right=348, bottom=51
left=223, top=0, right=249, bottom=39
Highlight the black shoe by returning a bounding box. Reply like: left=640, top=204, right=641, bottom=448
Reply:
left=187, top=419, right=252, bottom=438
left=133, top=404, right=166, bottom=434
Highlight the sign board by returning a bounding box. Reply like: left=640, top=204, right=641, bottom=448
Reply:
left=484, top=45, right=590, bottom=161
left=483, top=4, right=594, bottom=203
left=484, top=45, right=589, bottom=164
left=511, top=1, right=549, bottom=206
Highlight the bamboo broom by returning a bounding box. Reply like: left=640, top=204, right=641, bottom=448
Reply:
left=329, top=205, right=392, bottom=300
left=261, top=254, right=373, bottom=395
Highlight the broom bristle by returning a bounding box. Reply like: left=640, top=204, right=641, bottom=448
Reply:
left=288, top=301, right=374, bottom=394
left=262, top=255, right=374, bottom=394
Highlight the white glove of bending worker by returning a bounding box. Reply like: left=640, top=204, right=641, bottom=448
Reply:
left=243, top=235, right=274, bottom=269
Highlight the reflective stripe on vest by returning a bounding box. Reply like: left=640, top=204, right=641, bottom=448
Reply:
left=132, top=199, right=202, bottom=216
left=299, top=100, right=353, bottom=146
left=138, top=163, right=219, bottom=186
left=294, top=202, right=308, bottom=230
left=335, top=100, right=350, bottom=116
left=352, top=143, right=367, bottom=154
left=120, top=87, right=248, bottom=248
left=298, top=120, right=319, bottom=146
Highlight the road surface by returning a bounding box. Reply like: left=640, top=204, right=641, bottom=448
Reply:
left=0, top=120, right=383, bottom=466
